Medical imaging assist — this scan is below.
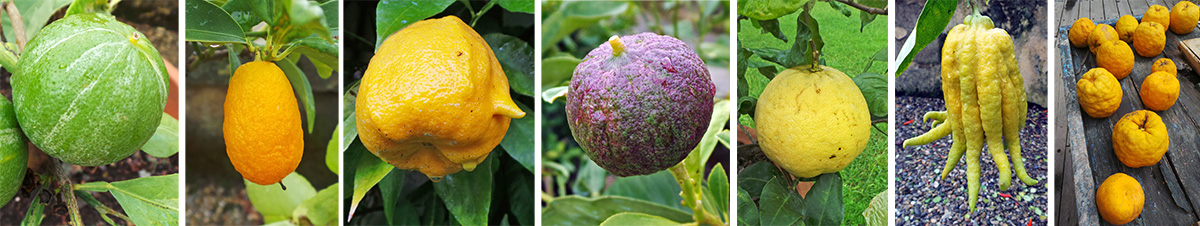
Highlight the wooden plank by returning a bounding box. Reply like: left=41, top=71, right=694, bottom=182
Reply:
left=1061, top=31, right=1101, bottom=225
left=1118, top=0, right=1132, bottom=16
left=1129, top=0, right=1151, bottom=16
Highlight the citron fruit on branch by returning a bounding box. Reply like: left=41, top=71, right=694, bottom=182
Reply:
left=1076, top=68, right=1123, bottom=118
left=0, top=98, right=27, bottom=208
left=224, top=61, right=303, bottom=185
left=756, top=64, right=870, bottom=179
left=12, top=13, right=168, bottom=166
left=1096, top=173, right=1144, bottom=225
left=901, top=12, right=1037, bottom=215
left=567, top=33, right=714, bottom=177
left=1112, top=110, right=1170, bottom=168
left=356, top=15, right=525, bottom=181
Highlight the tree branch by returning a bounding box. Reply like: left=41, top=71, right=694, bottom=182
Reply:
left=834, top=0, right=888, bottom=15
left=3, top=1, right=26, bottom=50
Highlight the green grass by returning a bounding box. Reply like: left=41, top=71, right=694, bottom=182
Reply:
left=841, top=124, right=889, bottom=225
left=811, top=3, right=888, bottom=76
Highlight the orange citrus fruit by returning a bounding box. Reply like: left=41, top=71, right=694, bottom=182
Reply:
left=1132, top=22, right=1166, bottom=57
left=1152, top=58, right=1177, bottom=75
left=1088, top=24, right=1120, bottom=51
left=1095, top=40, right=1135, bottom=79
left=1112, top=110, right=1169, bottom=168
left=224, top=61, right=304, bottom=185
left=1070, top=18, right=1096, bottom=48
left=1143, top=4, right=1171, bottom=29
left=1116, top=15, right=1138, bottom=42
left=1077, top=68, right=1123, bottom=118
left=1170, top=1, right=1199, bottom=34
left=1140, top=71, right=1180, bottom=111
left=1096, top=173, right=1144, bottom=225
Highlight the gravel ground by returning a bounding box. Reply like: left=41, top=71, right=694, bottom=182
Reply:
left=895, top=95, right=1049, bottom=225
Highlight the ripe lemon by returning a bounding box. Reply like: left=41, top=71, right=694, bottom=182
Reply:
left=1096, top=173, right=1144, bottom=225
left=356, top=15, right=525, bottom=180
left=224, top=61, right=304, bottom=185
left=1131, top=22, right=1166, bottom=57
left=756, top=65, right=871, bottom=178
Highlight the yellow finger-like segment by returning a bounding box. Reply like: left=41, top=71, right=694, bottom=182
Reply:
left=902, top=120, right=952, bottom=148
left=976, top=28, right=1012, bottom=191
left=941, top=20, right=969, bottom=180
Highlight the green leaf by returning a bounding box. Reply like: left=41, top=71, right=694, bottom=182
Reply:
left=326, top=125, right=339, bottom=174
left=599, top=212, right=682, bottom=226
left=141, top=113, right=178, bottom=158
left=684, top=100, right=732, bottom=180
left=894, top=0, right=958, bottom=76
left=74, top=191, right=117, bottom=225
left=219, top=0, right=267, bottom=32
left=570, top=157, right=607, bottom=198
left=290, top=36, right=339, bottom=79
left=348, top=144, right=392, bottom=216
left=20, top=194, right=43, bottom=226
left=374, top=0, right=455, bottom=48
left=497, top=0, right=533, bottom=13
left=500, top=101, right=534, bottom=171
left=341, top=82, right=359, bottom=152
left=852, top=72, right=888, bottom=118
left=708, top=164, right=729, bottom=214
left=738, top=161, right=784, bottom=198
left=540, top=56, right=581, bottom=88
left=86, top=174, right=180, bottom=226
left=736, top=187, right=759, bottom=226
left=859, top=11, right=878, bottom=32
left=227, top=44, right=244, bottom=77
left=246, top=173, right=317, bottom=222
left=293, top=184, right=338, bottom=225
left=276, top=0, right=332, bottom=43
left=483, top=33, right=534, bottom=97
left=738, top=114, right=756, bottom=129
left=804, top=173, right=844, bottom=225
left=756, top=19, right=788, bottom=41
left=716, top=129, right=732, bottom=149
left=759, top=177, right=803, bottom=226
left=378, top=170, right=413, bottom=225
left=540, top=1, right=629, bottom=51
left=863, top=191, right=887, bottom=226
left=64, top=0, right=110, bottom=17
left=0, top=0, right=72, bottom=43
left=434, top=154, right=499, bottom=226
left=276, top=57, right=316, bottom=133
left=184, top=0, right=247, bottom=43
left=607, top=170, right=685, bottom=212
left=542, top=196, right=693, bottom=226
left=541, top=86, right=569, bottom=104
left=505, top=159, right=535, bottom=226
left=737, top=0, right=804, bottom=20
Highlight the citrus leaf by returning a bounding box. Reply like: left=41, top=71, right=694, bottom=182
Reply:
left=326, top=125, right=338, bottom=174
left=708, top=163, right=729, bottom=214
left=245, top=173, right=316, bottom=222
left=377, top=169, right=405, bottom=225
left=500, top=101, right=533, bottom=171
left=20, top=194, right=43, bottom=226
left=607, top=170, right=684, bottom=212
left=541, top=86, right=569, bottom=103
left=434, top=154, right=499, bottom=226
left=759, top=177, right=803, bottom=226
left=497, top=0, right=533, bottom=13
left=571, top=157, right=607, bottom=197
left=542, top=196, right=693, bottom=226
left=684, top=99, right=732, bottom=179
left=341, top=82, right=359, bottom=152
left=347, top=144, right=391, bottom=218
left=375, top=0, right=455, bottom=48
left=64, top=0, right=110, bottom=17
left=863, top=191, right=887, bottom=226
left=483, top=33, right=534, bottom=97
left=541, top=55, right=581, bottom=87
left=276, top=57, right=316, bottom=133
left=737, top=161, right=784, bottom=197
left=599, top=212, right=682, bottom=226
left=540, top=1, right=629, bottom=51
left=852, top=72, right=888, bottom=118
left=737, top=0, right=804, bottom=20
left=0, top=0, right=72, bottom=42
left=219, top=0, right=267, bottom=32
left=141, top=113, right=178, bottom=158
left=893, top=0, right=957, bottom=76
left=804, top=173, right=844, bottom=225
left=99, top=174, right=180, bottom=226
left=736, top=187, right=759, bottom=226
left=184, top=0, right=246, bottom=43
left=293, top=183, right=338, bottom=225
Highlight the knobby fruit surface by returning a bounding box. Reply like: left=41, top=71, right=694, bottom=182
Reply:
left=357, top=16, right=525, bottom=180
left=224, top=61, right=303, bottom=185
left=1076, top=68, right=1123, bottom=118
left=1096, top=173, right=1144, bottom=225
left=1094, top=40, right=1135, bottom=79
left=1115, top=15, right=1138, bottom=42
left=757, top=65, right=869, bottom=178
left=1112, top=110, right=1170, bottom=168
left=1143, top=4, right=1172, bottom=29
left=1170, top=1, right=1199, bottom=34
left=1140, top=71, right=1179, bottom=111
left=13, top=13, right=167, bottom=166
left=567, top=33, right=714, bottom=177
left=1152, top=58, right=1177, bottom=75
left=1069, top=18, right=1095, bottom=48
left=1131, top=22, right=1165, bottom=57
left=1088, top=24, right=1119, bottom=52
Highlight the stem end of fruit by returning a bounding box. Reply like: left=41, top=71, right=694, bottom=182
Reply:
left=608, top=35, right=625, bottom=57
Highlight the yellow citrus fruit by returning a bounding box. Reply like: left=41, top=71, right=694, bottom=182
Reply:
left=1152, top=58, right=1177, bottom=75
left=1170, top=1, right=1200, bottom=34
left=1077, top=68, right=1123, bottom=118
left=1143, top=4, right=1171, bottom=29
left=756, top=65, right=871, bottom=178
left=356, top=15, right=526, bottom=180
left=1112, top=110, right=1169, bottom=168
left=1088, top=24, right=1120, bottom=51
left=1070, top=18, right=1096, bottom=48
left=1116, top=15, right=1138, bottom=42
left=1140, top=71, right=1180, bottom=111
left=1095, top=40, right=1135, bottom=79
left=1096, top=173, right=1144, bottom=225
left=224, top=61, right=304, bottom=185
left=1132, top=22, right=1166, bottom=57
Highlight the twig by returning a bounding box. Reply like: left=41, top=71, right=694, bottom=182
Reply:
left=833, top=0, right=888, bottom=15
left=871, top=118, right=888, bottom=134
left=668, top=163, right=726, bottom=226
left=4, top=1, right=26, bottom=50
left=737, top=124, right=757, bottom=144
left=49, top=159, right=82, bottom=226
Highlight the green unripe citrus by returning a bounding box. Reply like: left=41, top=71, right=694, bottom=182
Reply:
left=0, top=97, right=27, bottom=208
left=12, top=13, right=168, bottom=166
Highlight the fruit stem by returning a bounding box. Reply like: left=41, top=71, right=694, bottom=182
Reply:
left=808, top=40, right=822, bottom=73
left=49, top=158, right=84, bottom=226
left=668, top=163, right=727, bottom=226
left=608, top=35, right=626, bottom=57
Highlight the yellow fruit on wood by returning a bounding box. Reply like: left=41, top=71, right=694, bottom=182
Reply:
left=1070, top=18, right=1096, bottom=48
left=1152, top=58, right=1177, bottom=75
left=1077, top=68, right=1123, bottom=118
left=1088, top=24, right=1120, bottom=51
left=1116, top=15, right=1138, bottom=42
left=1112, top=110, right=1170, bottom=168
left=1170, top=1, right=1200, bottom=34
left=1143, top=4, right=1171, bottom=29
left=1096, top=173, right=1144, bottom=225
left=1132, top=22, right=1166, bottom=57
left=756, top=65, right=871, bottom=178
left=1094, top=40, right=1135, bottom=79
left=356, top=15, right=526, bottom=180
left=1140, top=71, right=1180, bottom=111
left=224, top=61, right=303, bottom=185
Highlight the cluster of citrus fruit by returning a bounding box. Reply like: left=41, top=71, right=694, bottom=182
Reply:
left=1067, top=2, right=1198, bottom=224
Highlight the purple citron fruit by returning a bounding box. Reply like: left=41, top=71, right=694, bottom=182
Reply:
left=566, top=33, right=716, bottom=177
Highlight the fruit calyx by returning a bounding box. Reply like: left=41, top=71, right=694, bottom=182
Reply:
left=608, top=35, right=625, bottom=57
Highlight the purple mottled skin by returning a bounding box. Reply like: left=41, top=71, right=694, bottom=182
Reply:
left=565, top=33, right=716, bottom=177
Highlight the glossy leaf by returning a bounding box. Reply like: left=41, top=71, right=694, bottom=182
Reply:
left=805, top=173, right=844, bottom=225
left=894, top=0, right=958, bottom=76
left=759, top=177, right=803, bottom=226
left=219, top=0, right=267, bottom=32
left=0, top=0, right=72, bottom=42
left=708, top=164, right=729, bottom=215
left=227, top=44, right=243, bottom=77
left=607, top=170, right=685, bottom=212
left=375, top=0, right=455, bottom=48
left=141, top=113, right=179, bottom=158
left=737, top=0, right=803, bottom=20
left=377, top=169, right=405, bottom=225
left=599, top=212, right=682, bottom=226
left=64, top=0, right=110, bottom=16
left=541, top=86, right=569, bottom=103
left=500, top=102, right=534, bottom=171
left=326, top=125, right=339, bottom=174
left=184, top=0, right=246, bottom=43
left=290, top=36, right=339, bottom=79
left=348, top=144, right=391, bottom=217
left=736, top=187, right=759, bottom=226
left=434, top=154, right=499, bottom=226
left=483, top=33, right=534, bottom=97
left=245, top=173, right=317, bottom=222
left=571, top=157, right=607, bottom=198
left=540, top=55, right=581, bottom=87
left=716, top=129, right=731, bottom=148
left=341, top=82, right=359, bottom=152
left=504, top=157, right=535, bottom=225
left=20, top=194, right=43, bottom=226
left=497, top=0, right=533, bottom=13
left=276, top=57, right=316, bottom=133
left=738, top=161, right=784, bottom=197
left=540, top=1, right=629, bottom=51
left=76, top=174, right=180, bottom=226
left=684, top=100, right=732, bottom=180
left=294, top=184, right=339, bottom=225
left=542, top=196, right=692, bottom=226
left=852, top=72, right=888, bottom=118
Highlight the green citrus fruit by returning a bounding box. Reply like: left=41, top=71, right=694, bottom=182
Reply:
left=0, top=97, right=27, bottom=208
